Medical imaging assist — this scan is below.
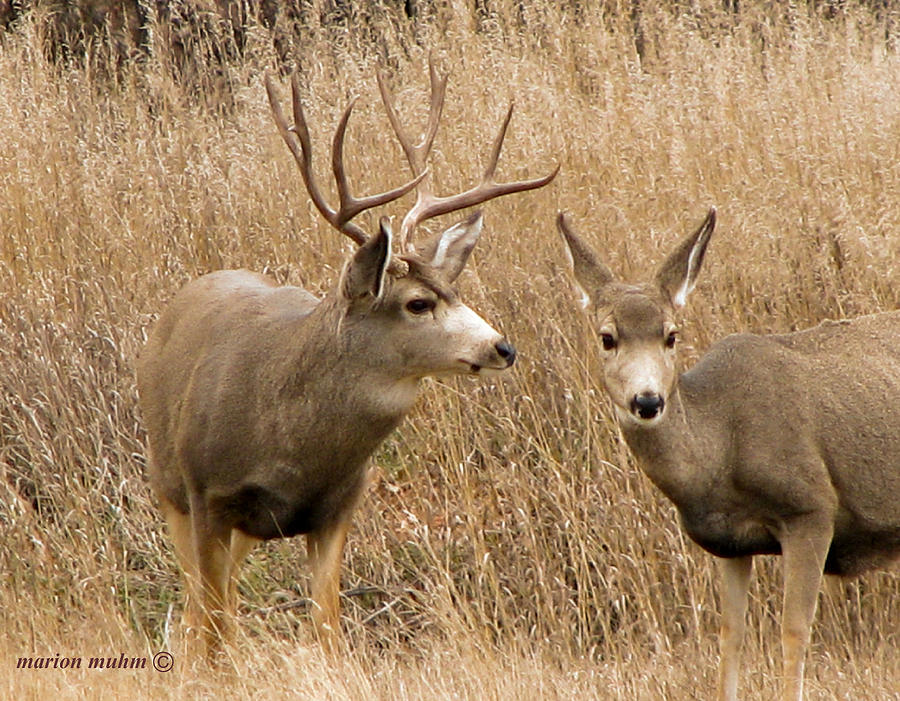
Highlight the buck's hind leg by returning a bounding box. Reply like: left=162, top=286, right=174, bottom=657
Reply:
left=717, top=555, right=753, bottom=701
left=189, top=496, right=233, bottom=660
left=158, top=494, right=203, bottom=634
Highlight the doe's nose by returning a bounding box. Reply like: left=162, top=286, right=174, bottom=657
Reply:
left=631, top=392, right=665, bottom=420
left=495, top=340, right=517, bottom=367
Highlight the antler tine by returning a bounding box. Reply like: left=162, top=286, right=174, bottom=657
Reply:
left=265, top=73, right=360, bottom=243
left=265, top=72, right=425, bottom=248
left=421, top=60, right=449, bottom=165
left=484, top=103, right=514, bottom=181
left=377, top=59, right=449, bottom=253
left=331, top=99, right=428, bottom=229
left=399, top=101, right=559, bottom=248
left=376, top=60, right=447, bottom=177
left=376, top=70, right=417, bottom=174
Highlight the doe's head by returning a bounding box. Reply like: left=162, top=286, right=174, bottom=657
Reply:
left=557, top=208, right=716, bottom=425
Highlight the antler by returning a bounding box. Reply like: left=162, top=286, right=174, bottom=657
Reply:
left=267, top=65, right=557, bottom=256
left=265, top=73, right=426, bottom=246
left=377, top=60, right=559, bottom=250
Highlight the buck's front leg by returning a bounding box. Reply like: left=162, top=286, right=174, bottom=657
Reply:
left=305, top=466, right=374, bottom=655
left=779, top=518, right=833, bottom=701
left=226, top=529, right=260, bottom=618
left=306, top=514, right=355, bottom=655
left=717, top=555, right=752, bottom=701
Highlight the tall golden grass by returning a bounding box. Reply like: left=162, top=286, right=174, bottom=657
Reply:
left=1, top=2, right=898, bottom=698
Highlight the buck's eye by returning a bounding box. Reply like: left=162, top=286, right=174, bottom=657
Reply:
left=666, top=331, right=678, bottom=348
left=406, top=298, right=435, bottom=315
left=600, top=333, right=617, bottom=351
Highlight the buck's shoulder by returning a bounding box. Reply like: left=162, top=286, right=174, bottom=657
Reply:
left=185, top=268, right=313, bottom=299
left=144, top=270, right=322, bottom=358
left=193, top=268, right=277, bottom=290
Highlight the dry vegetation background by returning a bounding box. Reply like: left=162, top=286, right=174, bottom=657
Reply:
left=1, top=1, right=898, bottom=699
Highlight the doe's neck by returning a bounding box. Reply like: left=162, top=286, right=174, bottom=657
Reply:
left=617, top=379, right=707, bottom=505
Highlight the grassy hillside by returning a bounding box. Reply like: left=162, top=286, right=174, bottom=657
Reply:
left=1, top=2, right=898, bottom=698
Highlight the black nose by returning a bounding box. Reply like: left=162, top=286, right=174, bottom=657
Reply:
left=631, top=393, right=665, bottom=420
left=495, top=340, right=517, bottom=367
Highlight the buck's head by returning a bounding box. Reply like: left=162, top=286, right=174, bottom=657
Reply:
left=558, top=208, right=716, bottom=425
left=266, top=63, right=556, bottom=387
left=339, top=211, right=515, bottom=379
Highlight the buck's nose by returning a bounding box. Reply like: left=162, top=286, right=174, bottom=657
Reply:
left=631, top=392, right=665, bottom=420
left=495, top=340, right=517, bottom=367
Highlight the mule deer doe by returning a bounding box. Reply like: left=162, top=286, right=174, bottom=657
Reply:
left=136, top=65, right=556, bottom=659
left=557, top=209, right=899, bottom=701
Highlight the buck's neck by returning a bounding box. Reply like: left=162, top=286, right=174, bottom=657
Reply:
left=617, top=372, right=719, bottom=507
left=271, top=295, right=421, bottom=429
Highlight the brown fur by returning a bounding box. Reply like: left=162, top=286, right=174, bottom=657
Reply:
left=136, top=60, right=558, bottom=661
left=558, top=209, right=900, bottom=701
left=137, top=232, right=517, bottom=659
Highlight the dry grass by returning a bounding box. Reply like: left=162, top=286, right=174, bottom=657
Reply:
left=1, top=2, right=898, bottom=699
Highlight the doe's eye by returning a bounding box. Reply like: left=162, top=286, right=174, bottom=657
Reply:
left=600, top=333, right=617, bottom=351
left=406, top=298, right=435, bottom=315
left=665, top=331, right=678, bottom=348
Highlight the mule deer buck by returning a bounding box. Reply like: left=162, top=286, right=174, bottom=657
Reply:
left=136, top=65, right=556, bottom=659
left=557, top=209, right=899, bottom=701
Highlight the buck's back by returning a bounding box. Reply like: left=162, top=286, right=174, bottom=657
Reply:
left=138, top=269, right=320, bottom=403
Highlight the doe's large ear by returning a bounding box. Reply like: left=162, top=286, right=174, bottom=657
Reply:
left=654, top=207, right=716, bottom=308
left=557, top=212, right=615, bottom=307
left=341, top=217, right=392, bottom=300
left=414, top=210, right=484, bottom=282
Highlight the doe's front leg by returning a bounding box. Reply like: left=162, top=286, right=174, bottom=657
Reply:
left=716, top=555, right=753, bottom=701
left=778, top=518, right=833, bottom=701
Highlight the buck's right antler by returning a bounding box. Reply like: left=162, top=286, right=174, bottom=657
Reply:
left=265, top=73, right=426, bottom=247
left=377, top=60, right=559, bottom=251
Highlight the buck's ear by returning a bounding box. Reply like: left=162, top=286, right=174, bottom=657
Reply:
left=557, top=212, right=615, bottom=307
left=416, top=210, right=483, bottom=282
left=341, top=218, right=392, bottom=300
left=654, top=207, right=716, bottom=308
